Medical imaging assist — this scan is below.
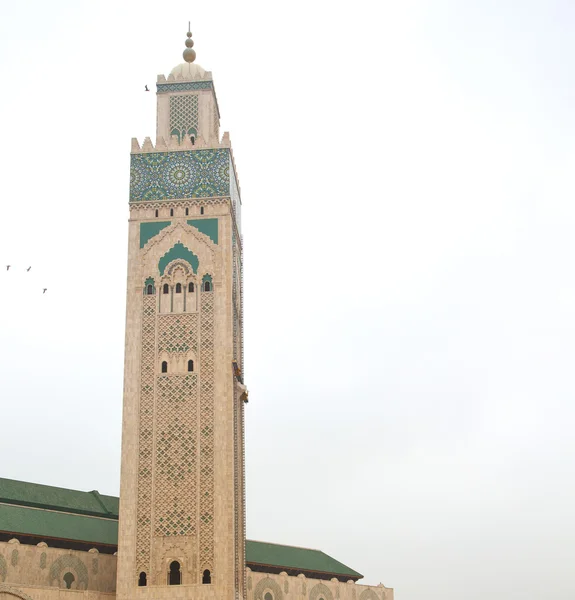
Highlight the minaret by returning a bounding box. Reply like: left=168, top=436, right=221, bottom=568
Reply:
left=117, top=26, right=246, bottom=600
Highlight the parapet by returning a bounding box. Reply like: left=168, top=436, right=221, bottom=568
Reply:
left=130, top=133, right=232, bottom=154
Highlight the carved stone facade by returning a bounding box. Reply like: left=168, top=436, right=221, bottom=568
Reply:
left=0, top=541, right=116, bottom=594
left=0, top=29, right=394, bottom=600
left=116, top=47, right=245, bottom=600
left=0, top=539, right=392, bottom=600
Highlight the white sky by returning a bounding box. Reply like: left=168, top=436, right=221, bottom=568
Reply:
left=1, top=1, right=575, bottom=599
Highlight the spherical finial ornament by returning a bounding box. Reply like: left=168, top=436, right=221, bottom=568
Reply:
left=183, top=48, right=197, bottom=62
left=183, top=24, right=196, bottom=63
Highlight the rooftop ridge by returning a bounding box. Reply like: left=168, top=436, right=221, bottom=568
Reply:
left=0, top=477, right=115, bottom=498
left=247, top=539, right=322, bottom=553
left=0, top=477, right=119, bottom=519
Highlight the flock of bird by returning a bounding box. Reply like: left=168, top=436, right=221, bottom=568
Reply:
left=5, top=265, right=47, bottom=294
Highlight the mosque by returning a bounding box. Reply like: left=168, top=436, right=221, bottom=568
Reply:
left=0, top=28, right=394, bottom=600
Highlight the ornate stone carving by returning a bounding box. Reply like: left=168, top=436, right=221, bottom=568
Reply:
left=359, top=590, right=379, bottom=600
left=254, top=577, right=283, bottom=600
left=135, top=294, right=156, bottom=575
left=0, top=585, right=34, bottom=600
left=310, top=582, right=334, bottom=600
left=49, top=555, right=88, bottom=589
left=199, top=289, right=215, bottom=572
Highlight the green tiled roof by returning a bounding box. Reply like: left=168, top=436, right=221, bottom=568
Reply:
left=246, top=540, right=362, bottom=579
left=0, top=478, right=362, bottom=578
left=0, top=503, right=118, bottom=546
left=0, top=478, right=118, bottom=518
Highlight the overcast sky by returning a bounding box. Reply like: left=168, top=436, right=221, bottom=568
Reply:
left=1, top=1, right=574, bottom=599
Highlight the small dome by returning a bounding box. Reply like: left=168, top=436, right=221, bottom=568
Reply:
left=170, top=62, right=207, bottom=80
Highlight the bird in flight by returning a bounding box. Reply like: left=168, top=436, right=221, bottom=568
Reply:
left=145, top=85, right=149, bottom=91
left=6, top=265, right=10, bottom=271
left=43, top=288, right=47, bottom=294
left=27, top=266, right=31, bottom=272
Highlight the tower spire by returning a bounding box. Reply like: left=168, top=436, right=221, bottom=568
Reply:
left=183, top=23, right=196, bottom=63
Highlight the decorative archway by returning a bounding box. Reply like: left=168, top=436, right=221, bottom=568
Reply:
left=309, top=582, right=334, bottom=600
left=0, top=585, right=35, bottom=600
left=49, top=555, right=88, bottom=589
left=359, top=589, right=380, bottom=600
left=253, top=577, right=283, bottom=600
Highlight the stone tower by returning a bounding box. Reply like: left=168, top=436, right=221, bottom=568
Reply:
left=117, top=28, right=246, bottom=600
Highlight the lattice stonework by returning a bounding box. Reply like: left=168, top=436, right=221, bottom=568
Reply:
left=232, top=231, right=246, bottom=598
left=153, top=373, right=198, bottom=537
left=136, top=295, right=156, bottom=575
left=213, top=104, right=220, bottom=141
left=158, top=314, right=198, bottom=353
left=199, top=291, right=215, bottom=571
left=170, top=94, right=199, bottom=142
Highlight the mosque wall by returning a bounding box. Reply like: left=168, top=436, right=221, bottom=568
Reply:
left=0, top=541, right=393, bottom=600
left=0, top=541, right=116, bottom=593
left=247, top=570, right=393, bottom=600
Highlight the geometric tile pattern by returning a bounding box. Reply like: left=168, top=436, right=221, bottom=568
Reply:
left=157, top=374, right=196, bottom=403
left=154, top=373, right=198, bottom=537
left=157, top=81, right=213, bottom=94
left=170, top=95, right=199, bottom=143
left=158, top=314, right=198, bottom=354
left=213, top=104, right=220, bottom=142
left=130, top=149, right=230, bottom=202
left=136, top=295, right=156, bottom=576
left=0, top=554, right=5, bottom=582
left=199, top=289, right=215, bottom=573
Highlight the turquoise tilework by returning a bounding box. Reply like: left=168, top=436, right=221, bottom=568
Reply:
left=140, top=221, right=171, bottom=248
left=187, top=218, right=218, bottom=245
left=158, top=243, right=199, bottom=275
left=130, top=149, right=230, bottom=202
left=157, top=81, right=213, bottom=93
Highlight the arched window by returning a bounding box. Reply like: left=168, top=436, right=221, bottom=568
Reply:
left=175, top=283, right=182, bottom=294
left=202, top=569, right=211, bottom=584
left=185, top=208, right=189, bottom=216
left=63, top=572, right=75, bottom=589
left=264, top=593, right=273, bottom=600
left=169, top=561, right=182, bottom=585
left=188, top=282, right=194, bottom=293
left=161, top=361, right=168, bottom=373
left=163, top=284, right=169, bottom=294
left=190, top=135, right=196, bottom=145
left=187, top=360, right=194, bottom=372
left=146, top=284, right=153, bottom=295
left=170, top=208, right=174, bottom=217
left=203, top=281, right=211, bottom=292
left=138, top=572, right=147, bottom=587
left=200, top=206, right=204, bottom=215
left=155, top=209, right=159, bottom=217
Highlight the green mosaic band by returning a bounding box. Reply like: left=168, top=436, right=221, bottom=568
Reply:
left=157, top=81, right=213, bottom=93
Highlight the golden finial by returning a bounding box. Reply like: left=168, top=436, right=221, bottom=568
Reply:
left=183, top=22, right=196, bottom=63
